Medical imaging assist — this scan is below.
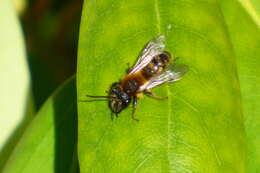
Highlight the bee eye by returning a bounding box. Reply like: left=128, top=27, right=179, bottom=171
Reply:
left=110, top=99, right=122, bottom=113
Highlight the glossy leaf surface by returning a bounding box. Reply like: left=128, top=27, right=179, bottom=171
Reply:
left=77, top=0, right=246, bottom=172
left=220, top=0, right=260, bottom=172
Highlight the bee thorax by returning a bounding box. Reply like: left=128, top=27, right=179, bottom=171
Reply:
left=123, top=79, right=139, bottom=95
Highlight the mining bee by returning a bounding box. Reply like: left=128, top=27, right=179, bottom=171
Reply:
left=86, top=35, right=188, bottom=121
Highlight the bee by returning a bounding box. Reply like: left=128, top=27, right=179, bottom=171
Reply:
left=86, top=35, right=188, bottom=121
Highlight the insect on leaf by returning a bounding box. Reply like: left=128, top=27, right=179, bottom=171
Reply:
left=77, top=0, right=246, bottom=172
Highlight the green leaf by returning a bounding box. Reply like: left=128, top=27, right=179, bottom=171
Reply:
left=3, top=77, right=78, bottom=173
left=220, top=0, right=260, bottom=172
left=77, top=0, right=246, bottom=172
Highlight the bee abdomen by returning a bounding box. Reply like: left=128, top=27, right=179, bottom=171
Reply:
left=141, top=51, right=171, bottom=79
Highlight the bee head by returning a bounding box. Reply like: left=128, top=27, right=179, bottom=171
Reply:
left=109, top=83, right=131, bottom=113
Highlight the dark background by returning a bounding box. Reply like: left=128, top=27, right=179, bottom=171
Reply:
left=21, top=0, right=83, bottom=110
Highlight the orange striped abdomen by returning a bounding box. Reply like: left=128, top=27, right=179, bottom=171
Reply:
left=141, top=51, right=171, bottom=79
left=120, top=51, right=171, bottom=96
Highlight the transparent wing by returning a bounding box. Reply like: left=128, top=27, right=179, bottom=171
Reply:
left=139, top=64, right=189, bottom=91
left=129, top=35, right=165, bottom=74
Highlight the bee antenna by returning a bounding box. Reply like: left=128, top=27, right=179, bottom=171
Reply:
left=86, top=94, right=115, bottom=99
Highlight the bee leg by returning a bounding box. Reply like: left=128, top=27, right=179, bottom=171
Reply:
left=111, top=112, right=114, bottom=120
left=144, top=90, right=168, bottom=100
left=111, top=112, right=119, bottom=120
left=132, top=96, right=139, bottom=121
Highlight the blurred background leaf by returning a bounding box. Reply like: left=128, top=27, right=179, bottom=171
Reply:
left=0, top=0, right=83, bottom=170
left=220, top=0, right=260, bottom=172
left=21, top=0, right=82, bottom=109
left=2, top=77, right=78, bottom=173
left=77, top=0, right=246, bottom=172
left=0, top=0, right=33, bottom=170
left=12, top=0, right=27, bottom=14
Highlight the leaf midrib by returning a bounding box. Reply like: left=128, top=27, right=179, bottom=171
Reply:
left=153, top=0, right=172, bottom=171
left=153, top=1, right=226, bottom=171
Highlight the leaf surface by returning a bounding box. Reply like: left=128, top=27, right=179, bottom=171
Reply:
left=3, top=77, right=78, bottom=173
left=220, top=0, right=260, bottom=172
left=77, top=0, right=246, bottom=172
